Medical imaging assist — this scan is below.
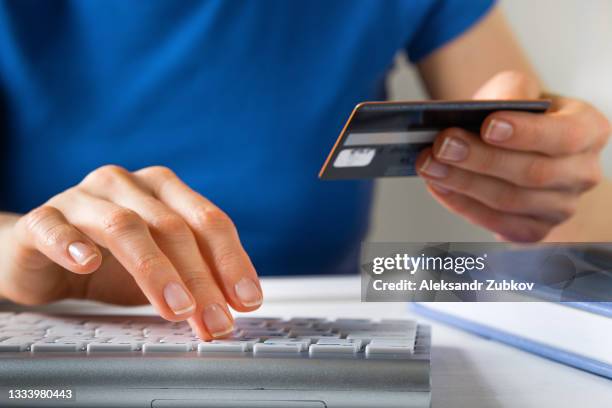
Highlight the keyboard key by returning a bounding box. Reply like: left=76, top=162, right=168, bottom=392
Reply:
left=346, top=332, right=413, bottom=342
left=365, top=344, right=413, bottom=358
left=240, top=329, right=287, bottom=338
left=0, top=329, right=46, bottom=337
left=308, top=344, right=358, bottom=357
left=287, top=328, right=332, bottom=337
left=212, top=338, right=261, bottom=351
left=106, top=337, right=148, bottom=346
left=288, top=317, right=328, bottom=324
left=235, top=317, right=281, bottom=325
left=46, top=328, right=94, bottom=336
left=0, top=343, right=28, bottom=352
left=334, top=318, right=371, bottom=324
left=253, top=343, right=302, bottom=355
left=143, top=343, right=192, bottom=353
left=87, top=343, right=135, bottom=352
left=369, top=338, right=415, bottom=345
left=11, top=313, right=46, bottom=324
left=95, top=328, right=143, bottom=336
left=198, top=342, right=244, bottom=353
left=263, top=339, right=310, bottom=351
left=315, top=338, right=363, bottom=350
left=31, top=343, right=83, bottom=352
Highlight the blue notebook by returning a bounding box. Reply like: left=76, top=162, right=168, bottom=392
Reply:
left=412, top=302, right=612, bottom=379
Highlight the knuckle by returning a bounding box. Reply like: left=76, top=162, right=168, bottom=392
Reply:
left=83, top=165, right=128, bottom=188
left=524, top=157, right=555, bottom=188
left=23, top=206, right=59, bottom=232
left=560, top=123, right=586, bottom=154
left=213, top=245, right=239, bottom=271
left=150, top=213, right=190, bottom=237
left=193, top=206, right=235, bottom=232
left=181, top=275, right=212, bottom=292
left=579, top=163, right=603, bottom=192
left=475, top=148, right=501, bottom=175
left=547, top=198, right=578, bottom=224
left=493, top=185, right=522, bottom=212
left=141, top=165, right=176, bottom=180
left=40, top=223, right=74, bottom=247
left=561, top=201, right=578, bottom=221
left=454, top=172, right=474, bottom=194
left=133, top=253, right=165, bottom=280
left=102, top=208, right=144, bottom=237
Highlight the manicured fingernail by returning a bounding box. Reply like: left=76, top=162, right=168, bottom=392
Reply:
left=429, top=182, right=452, bottom=195
left=68, top=242, right=98, bottom=266
left=420, top=156, right=449, bottom=178
left=163, top=282, right=195, bottom=315
left=438, top=137, right=469, bottom=162
left=203, top=304, right=233, bottom=337
left=234, top=278, right=263, bottom=307
left=485, top=119, right=513, bottom=142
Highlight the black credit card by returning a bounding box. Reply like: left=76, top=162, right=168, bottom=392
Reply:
left=319, top=100, right=551, bottom=180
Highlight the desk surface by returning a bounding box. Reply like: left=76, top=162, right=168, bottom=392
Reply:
left=4, top=276, right=611, bottom=407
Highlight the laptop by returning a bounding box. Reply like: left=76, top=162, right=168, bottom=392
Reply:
left=0, top=309, right=431, bottom=408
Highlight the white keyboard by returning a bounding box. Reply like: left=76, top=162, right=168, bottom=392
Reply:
left=0, top=312, right=429, bottom=359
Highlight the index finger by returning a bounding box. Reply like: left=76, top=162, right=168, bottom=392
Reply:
left=134, top=167, right=263, bottom=312
left=481, top=98, right=610, bottom=156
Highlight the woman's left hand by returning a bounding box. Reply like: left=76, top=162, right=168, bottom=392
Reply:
left=416, top=71, right=611, bottom=242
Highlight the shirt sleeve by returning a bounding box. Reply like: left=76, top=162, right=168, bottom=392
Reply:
left=406, top=0, right=497, bottom=63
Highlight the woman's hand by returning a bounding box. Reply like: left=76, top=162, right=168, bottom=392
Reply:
left=0, top=165, right=263, bottom=339
left=417, top=71, right=611, bottom=242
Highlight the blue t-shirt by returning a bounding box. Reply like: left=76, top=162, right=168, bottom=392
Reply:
left=0, top=0, right=494, bottom=276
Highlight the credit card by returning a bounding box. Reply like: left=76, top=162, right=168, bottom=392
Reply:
left=319, top=100, right=551, bottom=179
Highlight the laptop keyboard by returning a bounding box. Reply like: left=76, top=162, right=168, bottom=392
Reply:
left=0, top=312, right=429, bottom=359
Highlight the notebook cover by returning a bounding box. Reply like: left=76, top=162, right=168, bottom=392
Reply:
left=411, top=302, right=612, bottom=379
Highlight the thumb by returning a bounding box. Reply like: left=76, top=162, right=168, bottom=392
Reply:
left=473, top=70, right=540, bottom=100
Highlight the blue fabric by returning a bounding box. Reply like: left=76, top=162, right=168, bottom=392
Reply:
left=0, top=0, right=494, bottom=276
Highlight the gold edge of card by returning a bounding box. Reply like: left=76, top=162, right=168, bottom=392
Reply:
left=318, top=102, right=363, bottom=178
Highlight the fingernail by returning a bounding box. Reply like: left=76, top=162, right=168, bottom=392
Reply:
left=163, top=282, right=195, bottom=315
left=420, top=156, right=449, bottom=178
left=485, top=119, right=513, bottom=142
left=234, top=278, right=263, bottom=307
left=429, top=182, right=452, bottom=195
left=203, top=303, right=233, bottom=337
left=68, top=242, right=98, bottom=266
left=437, top=137, right=469, bottom=162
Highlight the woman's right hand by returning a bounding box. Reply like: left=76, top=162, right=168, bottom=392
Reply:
left=0, top=165, right=263, bottom=339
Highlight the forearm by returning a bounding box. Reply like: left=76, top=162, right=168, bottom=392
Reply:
left=545, top=179, right=612, bottom=242
left=417, top=6, right=541, bottom=99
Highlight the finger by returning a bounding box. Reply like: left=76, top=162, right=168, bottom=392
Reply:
left=134, top=166, right=263, bottom=312
left=49, top=189, right=197, bottom=323
left=424, top=182, right=553, bottom=242
left=481, top=98, right=610, bottom=156
left=416, top=149, right=577, bottom=224
left=432, top=128, right=603, bottom=191
left=14, top=205, right=102, bottom=274
left=79, top=165, right=234, bottom=339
